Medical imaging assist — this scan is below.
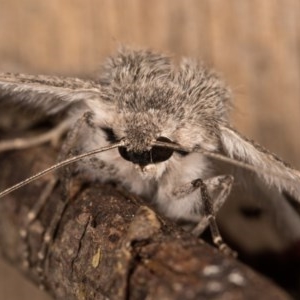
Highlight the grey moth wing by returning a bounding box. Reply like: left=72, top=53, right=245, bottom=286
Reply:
left=216, top=125, right=300, bottom=253
left=0, top=72, right=101, bottom=115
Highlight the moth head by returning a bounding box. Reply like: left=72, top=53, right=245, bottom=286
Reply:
left=94, top=84, right=222, bottom=173
left=90, top=48, right=232, bottom=172
left=99, top=113, right=181, bottom=172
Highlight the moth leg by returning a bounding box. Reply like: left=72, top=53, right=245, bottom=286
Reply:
left=0, top=118, right=71, bottom=153
left=174, top=175, right=236, bottom=256
left=19, top=177, right=58, bottom=269
left=197, top=176, right=236, bottom=256
left=8, top=120, right=70, bottom=271
left=35, top=111, right=95, bottom=284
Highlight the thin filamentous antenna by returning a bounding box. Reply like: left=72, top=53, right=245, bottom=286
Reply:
left=153, top=141, right=300, bottom=182
left=1, top=139, right=298, bottom=200
left=0, top=141, right=125, bottom=199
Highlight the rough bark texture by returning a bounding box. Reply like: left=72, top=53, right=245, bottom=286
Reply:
left=0, top=141, right=291, bottom=299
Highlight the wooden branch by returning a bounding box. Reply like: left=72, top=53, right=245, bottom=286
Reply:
left=0, top=144, right=291, bottom=300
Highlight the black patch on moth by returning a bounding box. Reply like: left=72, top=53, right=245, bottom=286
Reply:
left=101, top=127, right=118, bottom=143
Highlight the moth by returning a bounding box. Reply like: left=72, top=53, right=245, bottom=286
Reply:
left=0, top=48, right=300, bottom=257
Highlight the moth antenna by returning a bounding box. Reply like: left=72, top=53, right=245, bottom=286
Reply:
left=0, top=141, right=125, bottom=199
left=153, top=141, right=300, bottom=183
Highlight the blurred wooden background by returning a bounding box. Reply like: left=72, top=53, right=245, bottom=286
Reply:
left=0, top=0, right=299, bottom=299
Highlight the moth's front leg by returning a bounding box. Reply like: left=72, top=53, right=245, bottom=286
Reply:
left=172, top=175, right=236, bottom=256
left=35, top=111, right=96, bottom=282
left=0, top=120, right=69, bottom=270
left=0, top=116, right=71, bottom=268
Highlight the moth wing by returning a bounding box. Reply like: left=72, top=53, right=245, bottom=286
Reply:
left=0, top=73, right=102, bottom=114
left=219, top=125, right=300, bottom=201
left=217, top=125, right=300, bottom=252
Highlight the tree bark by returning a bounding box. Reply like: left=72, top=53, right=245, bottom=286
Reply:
left=0, top=142, right=291, bottom=300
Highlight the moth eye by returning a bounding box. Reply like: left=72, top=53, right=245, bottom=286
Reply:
left=118, top=147, right=151, bottom=165
left=118, top=146, right=131, bottom=162
left=151, top=136, right=174, bottom=163
left=118, top=137, right=174, bottom=165
left=101, top=127, right=118, bottom=143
